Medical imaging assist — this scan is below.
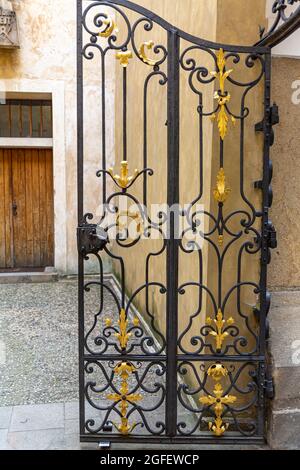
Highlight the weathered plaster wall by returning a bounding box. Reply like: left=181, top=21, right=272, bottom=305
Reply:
left=0, top=0, right=115, bottom=274
left=270, top=57, right=300, bottom=288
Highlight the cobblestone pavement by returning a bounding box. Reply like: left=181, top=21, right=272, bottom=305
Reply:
left=0, top=280, right=81, bottom=406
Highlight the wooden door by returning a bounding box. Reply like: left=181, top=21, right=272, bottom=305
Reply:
left=0, top=148, right=54, bottom=269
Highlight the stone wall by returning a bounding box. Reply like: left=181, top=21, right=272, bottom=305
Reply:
left=267, top=56, right=300, bottom=449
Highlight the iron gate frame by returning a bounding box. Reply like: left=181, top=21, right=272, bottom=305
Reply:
left=77, top=0, right=300, bottom=445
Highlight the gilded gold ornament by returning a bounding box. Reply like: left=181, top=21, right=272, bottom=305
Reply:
left=108, top=161, right=139, bottom=189
left=115, top=308, right=131, bottom=350
left=138, top=40, right=159, bottom=67
left=199, top=364, right=236, bottom=437
left=210, top=48, right=236, bottom=140
left=206, top=309, right=235, bottom=352
left=213, top=167, right=231, bottom=204
left=107, top=361, right=142, bottom=435
left=116, top=50, right=133, bottom=68
left=98, top=16, right=118, bottom=38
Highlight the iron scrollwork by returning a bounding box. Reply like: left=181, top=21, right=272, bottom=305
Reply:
left=258, top=0, right=300, bottom=43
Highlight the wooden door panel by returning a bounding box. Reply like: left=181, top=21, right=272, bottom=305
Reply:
left=12, top=149, right=27, bottom=267
left=25, top=149, right=34, bottom=267
left=44, top=149, right=54, bottom=266
left=1, top=148, right=54, bottom=269
left=0, top=149, right=13, bottom=268
left=31, top=149, right=41, bottom=266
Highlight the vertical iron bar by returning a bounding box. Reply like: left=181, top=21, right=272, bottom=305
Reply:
left=257, top=51, right=272, bottom=437
left=166, top=29, right=180, bottom=437
left=260, top=51, right=271, bottom=357
left=77, top=0, right=85, bottom=437
left=123, top=67, right=128, bottom=162
left=101, top=53, right=107, bottom=203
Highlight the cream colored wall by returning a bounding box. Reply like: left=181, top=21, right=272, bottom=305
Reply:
left=0, top=0, right=115, bottom=274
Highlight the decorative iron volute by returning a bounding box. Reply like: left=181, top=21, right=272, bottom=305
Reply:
left=77, top=223, right=108, bottom=257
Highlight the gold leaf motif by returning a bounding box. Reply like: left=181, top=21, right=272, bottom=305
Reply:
left=138, top=40, right=158, bottom=67
left=98, top=16, right=118, bottom=38
left=115, top=308, right=131, bottom=350
left=108, top=161, right=139, bottom=189
left=213, top=168, right=231, bottom=204
left=210, top=48, right=234, bottom=140
left=116, top=50, right=133, bottom=68
left=107, top=361, right=143, bottom=435
left=199, top=364, right=236, bottom=437
left=205, top=308, right=235, bottom=352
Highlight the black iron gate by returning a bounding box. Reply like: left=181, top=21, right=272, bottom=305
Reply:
left=77, top=0, right=298, bottom=445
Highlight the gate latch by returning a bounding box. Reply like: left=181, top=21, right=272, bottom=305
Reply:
left=266, top=221, right=277, bottom=249
left=77, top=223, right=108, bottom=257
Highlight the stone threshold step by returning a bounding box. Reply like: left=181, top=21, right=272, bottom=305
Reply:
left=0, top=268, right=58, bottom=284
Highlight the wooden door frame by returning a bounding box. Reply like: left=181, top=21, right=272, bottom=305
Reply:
left=0, top=81, right=68, bottom=273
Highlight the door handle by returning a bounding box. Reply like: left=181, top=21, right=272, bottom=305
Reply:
left=12, top=202, right=17, bottom=217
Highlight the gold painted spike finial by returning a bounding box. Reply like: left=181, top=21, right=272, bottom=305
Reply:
left=199, top=364, right=236, bottom=437
left=206, top=309, right=235, bottom=352
left=116, top=50, right=133, bottom=68
left=210, top=48, right=236, bottom=140
left=115, top=308, right=131, bottom=350
left=107, top=361, right=143, bottom=435
left=213, top=167, right=231, bottom=204
left=138, top=40, right=159, bottom=67
left=98, top=16, right=118, bottom=38
left=108, top=161, right=139, bottom=189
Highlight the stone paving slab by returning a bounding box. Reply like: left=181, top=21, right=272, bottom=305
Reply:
left=10, top=403, right=64, bottom=432
left=0, top=400, right=269, bottom=450
left=0, top=429, right=8, bottom=450
left=7, top=429, right=65, bottom=451
left=0, top=407, right=12, bottom=429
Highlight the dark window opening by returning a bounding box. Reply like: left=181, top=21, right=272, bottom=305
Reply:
left=0, top=99, right=53, bottom=138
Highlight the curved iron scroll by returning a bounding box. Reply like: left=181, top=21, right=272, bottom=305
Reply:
left=256, top=0, right=300, bottom=47
left=77, top=0, right=277, bottom=444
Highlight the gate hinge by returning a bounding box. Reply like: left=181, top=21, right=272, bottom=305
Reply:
left=264, top=376, right=275, bottom=399
left=77, top=223, right=108, bottom=257
left=266, top=221, right=277, bottom=249
left=255, top=103, right=279, bottom=146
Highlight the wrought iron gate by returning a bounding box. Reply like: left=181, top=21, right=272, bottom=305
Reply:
left=77, top=0, right=298, bottom=445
